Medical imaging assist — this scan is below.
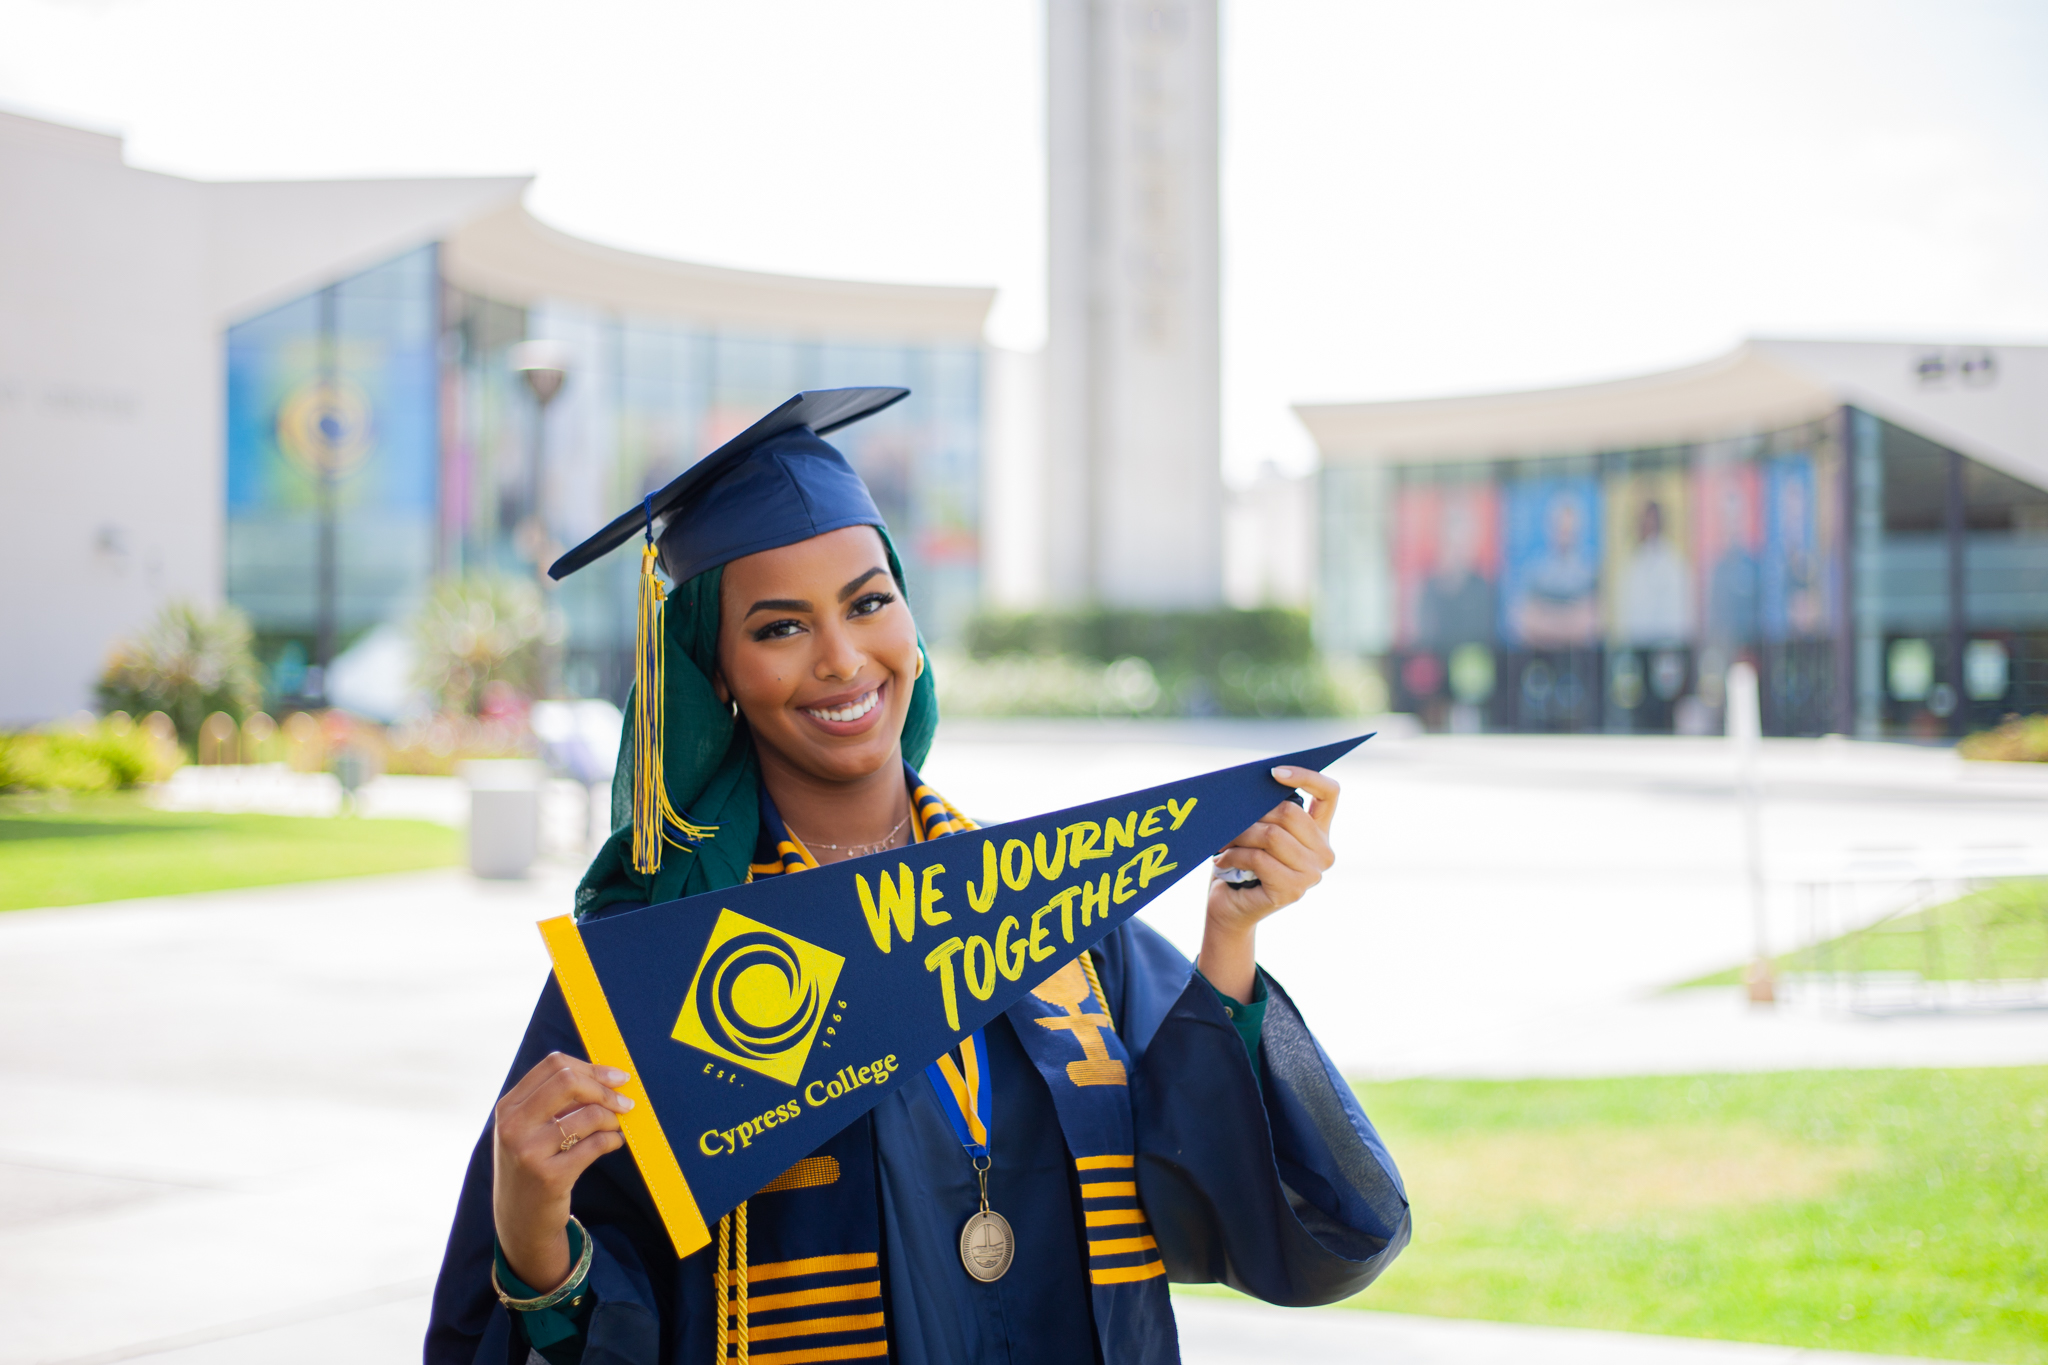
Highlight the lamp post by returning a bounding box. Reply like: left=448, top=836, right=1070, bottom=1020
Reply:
left=313, top=286, right=339, bottom=703
left=276, top=284, right=369, bottom=705
left=510, top=339, right=570, bottom=698
left=509, top=339, right=569, bottom=552
left=1728, top=660, right=1773, bottom=1006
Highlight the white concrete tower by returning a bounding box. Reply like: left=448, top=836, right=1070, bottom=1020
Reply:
left=1046, top=0, right=1222, bottom=607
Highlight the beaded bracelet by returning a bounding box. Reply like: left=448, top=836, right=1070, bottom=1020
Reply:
left=492, top=1216, right=594, bottom=1313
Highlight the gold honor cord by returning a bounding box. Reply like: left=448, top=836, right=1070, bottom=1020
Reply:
left=538, top=915, right=712, bottom=1257
left=715, top=1199, right=750, bottom=1362
left=1077, top=948, right=1115, bottom=1030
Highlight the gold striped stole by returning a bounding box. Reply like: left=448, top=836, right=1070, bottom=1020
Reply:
left=1074, top=1154, right=1164, bottom=1284
left=728, top=1252, right=887, bottom=1363
left=911, top=783, right=976, bottom=839
left=771, top=837, right=821, bottom=876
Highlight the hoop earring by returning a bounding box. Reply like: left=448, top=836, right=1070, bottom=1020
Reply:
left=914, top=651, right=925, bottom=680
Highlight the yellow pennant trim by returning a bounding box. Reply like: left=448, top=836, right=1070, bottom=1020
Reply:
left=538, top=914, right=710, bottom=1257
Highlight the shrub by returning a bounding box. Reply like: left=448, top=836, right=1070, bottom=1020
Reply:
left=968, top=607, right=1315, bottom=673
left=952, top=608, right=1380, bottom=718
left=1958, top=714, right=2048, bottom=763
left=97, top=602, right=263, bottom=745
left=934, top=653, right=1165, bottom=718
left=933, top=649, right=1383, bottom=719
left=410, top=575, right=557, bottom=717
left=382, top=712, right=538, bottom=776
left=0, top=719, right=179, bottom=792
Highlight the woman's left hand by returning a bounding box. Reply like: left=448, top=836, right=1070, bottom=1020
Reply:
left=1198, top=766, right=1340, bottom=1003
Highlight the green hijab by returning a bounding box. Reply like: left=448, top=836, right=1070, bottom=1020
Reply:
left=574, top=527, right=938, bottom=919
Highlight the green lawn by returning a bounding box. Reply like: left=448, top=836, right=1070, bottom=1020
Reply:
left=1334, top=1068, right=2048, bottom=1362
left=1684, top=880, right=2048, bottom=987
left=0, top=792, right=462, bottom=911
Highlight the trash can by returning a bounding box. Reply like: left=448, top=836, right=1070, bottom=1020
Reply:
left=464, top=760, right=545, bottom=879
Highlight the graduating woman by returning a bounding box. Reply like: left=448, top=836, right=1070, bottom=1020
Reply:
left=427, top=389, right=1410, bottom=1365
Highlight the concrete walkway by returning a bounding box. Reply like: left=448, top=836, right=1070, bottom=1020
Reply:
left=29, top=1289, right=1987, bottom=1365
left=5, top=727, right=2042, bottom=1363
left=1171, top=1297, right=1980, bottom=1365
left=0, top=869, right=554, bottom=1365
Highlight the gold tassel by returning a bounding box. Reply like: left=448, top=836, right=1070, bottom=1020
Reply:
left=631, top=541, right=715, bottom=876
left=632, top=543, right=666, bottom=874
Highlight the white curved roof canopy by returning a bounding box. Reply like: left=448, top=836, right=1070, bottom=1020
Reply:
left=1296, top=338, right=2048, bottom=491
left=443, top=204, right=994, bottom=344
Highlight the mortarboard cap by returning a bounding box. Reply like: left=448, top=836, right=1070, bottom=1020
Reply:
left=548, top=386, right=909, bottom=582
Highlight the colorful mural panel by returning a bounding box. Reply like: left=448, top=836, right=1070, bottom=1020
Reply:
left=1602, top=467, right=1692, bottom=647
left=1500, top=473, right=1601, bottom=649
left=1393, top=478, right=1499, bottom=651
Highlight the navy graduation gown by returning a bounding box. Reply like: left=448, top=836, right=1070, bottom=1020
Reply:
left=426, top=918, right=1409, bottom=1364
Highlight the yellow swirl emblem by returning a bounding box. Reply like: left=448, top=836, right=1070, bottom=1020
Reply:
left=673, top=909, right=845, bottom=1085
left=276, top=379, right=373, bottom=478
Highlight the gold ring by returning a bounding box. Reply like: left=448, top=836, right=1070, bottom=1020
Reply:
left=556, top=1120, right=580, bottom=1152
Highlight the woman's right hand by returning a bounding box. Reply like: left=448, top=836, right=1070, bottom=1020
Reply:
left=492, top=1051, right=634, bottom=1290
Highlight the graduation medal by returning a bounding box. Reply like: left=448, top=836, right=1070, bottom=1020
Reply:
left=960, top=1199, right=1014, bottom=1282
left=929, top=1031, right=1014, bottom=1281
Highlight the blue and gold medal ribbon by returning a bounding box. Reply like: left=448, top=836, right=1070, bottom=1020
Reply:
left=925, top=1030, right=991, bottom=1159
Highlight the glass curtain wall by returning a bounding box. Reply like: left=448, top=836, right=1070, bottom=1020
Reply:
left=1851, top=413, right=2048, bottom=738
left=1315, top=463, right=1393, bottom=663
left=225, top=244, right=440, bottom=702
left=1350, top=409, right=2046, bottom=740
left=483, top=304, right=984, bottom=701
left=1962, top=460, right=2048, bottom=726
left=228, top=247, right=983, bottom=710
left=1380, top=418, right=1840, bottom=736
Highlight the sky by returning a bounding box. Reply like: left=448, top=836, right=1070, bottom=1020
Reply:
left=5, top=0, right=2046, bottom=481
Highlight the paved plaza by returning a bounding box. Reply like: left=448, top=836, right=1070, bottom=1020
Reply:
left=5, top=725, right=2043, bottom=1364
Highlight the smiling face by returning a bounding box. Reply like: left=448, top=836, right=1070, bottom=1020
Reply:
left=713, top=525, right=919, bottom=786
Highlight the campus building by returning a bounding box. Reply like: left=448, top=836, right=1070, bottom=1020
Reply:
left=1298, top=340, right=2048, bottom=740
left=1, top=109, right=991, bottom=723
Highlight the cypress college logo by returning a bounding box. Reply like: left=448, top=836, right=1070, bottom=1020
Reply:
left=673, top=909, right=845, bottom=1086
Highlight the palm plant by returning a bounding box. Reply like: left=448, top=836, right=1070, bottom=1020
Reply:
left=96, top=602, right=263, bottom=744
left=409, top=574, right=557, bottom=717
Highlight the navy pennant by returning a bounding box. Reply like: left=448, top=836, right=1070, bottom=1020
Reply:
left=537, top=734, right=1370, bottom=1257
